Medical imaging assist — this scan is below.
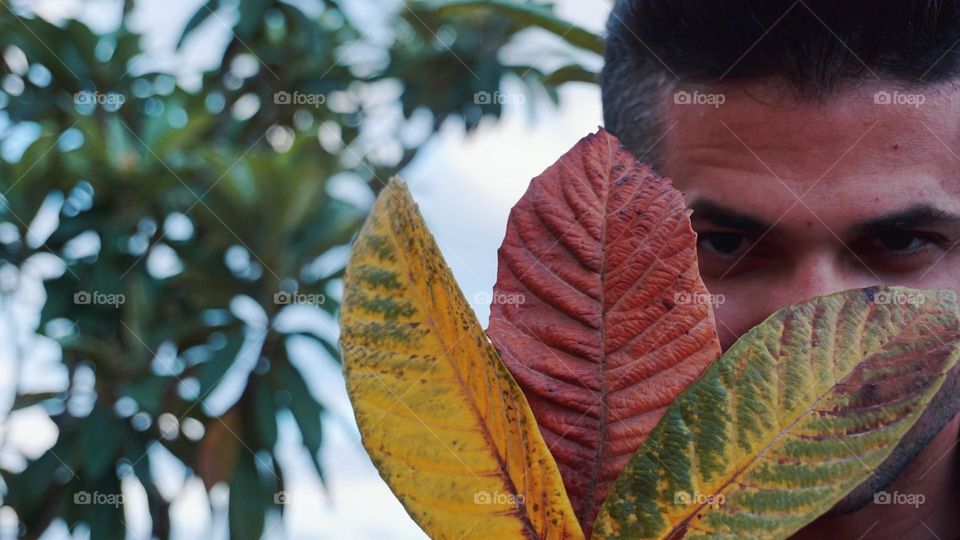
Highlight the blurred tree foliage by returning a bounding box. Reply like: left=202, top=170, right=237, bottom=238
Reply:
left=0, top=0, right=600, bottom=538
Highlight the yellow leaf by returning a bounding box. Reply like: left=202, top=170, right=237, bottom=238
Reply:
left=340, top=178, right=583, bottom=540
left=593, top=286, right=960, bottom=539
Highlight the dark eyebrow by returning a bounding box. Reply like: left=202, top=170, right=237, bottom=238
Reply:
left=849, top=205, right=960, bottom=237
left=689, top=200, right=773, bottom=235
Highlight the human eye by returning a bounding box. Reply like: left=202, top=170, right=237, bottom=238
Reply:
left=696, top=230, right=773, bottom=278
left=851, top=228, right=949, bottom=274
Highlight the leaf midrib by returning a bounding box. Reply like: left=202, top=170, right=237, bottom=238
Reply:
left=581, top=137, right=615, bottom=523
left=383, top=192, right=545, bottom=539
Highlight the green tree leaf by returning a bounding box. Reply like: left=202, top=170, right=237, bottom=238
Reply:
left=414, top=0, right=605, bottom=55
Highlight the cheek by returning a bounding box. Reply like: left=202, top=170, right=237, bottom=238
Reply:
left=707, top=260, right=960, bottom=352
left=704, top=277, right=814, bottom=351
left=895, top=262, right=960, bottom=301
left=712, top=302, right=746, bottom=351
left=706, top=282, right=773, bottom=351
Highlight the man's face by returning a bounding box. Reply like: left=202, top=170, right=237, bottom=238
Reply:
left=659, top=79, right=960, bottom=350
left=650, top=78, right=960, bottom=516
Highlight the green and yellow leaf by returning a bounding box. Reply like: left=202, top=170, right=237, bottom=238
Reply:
left=340, top=178, right=583, bottom=539
left=593, top=286, right=960, bottom=539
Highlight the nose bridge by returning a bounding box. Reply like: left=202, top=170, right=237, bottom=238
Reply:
left=786, top=249, right=866, bottom=304
left=720, top=242, right=888, bottom=350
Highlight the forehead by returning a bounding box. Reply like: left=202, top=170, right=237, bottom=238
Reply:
left=658, top=79, right=960, bottom=230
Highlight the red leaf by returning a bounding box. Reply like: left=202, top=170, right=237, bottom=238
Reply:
left=486, top=128, right=722, bottom=534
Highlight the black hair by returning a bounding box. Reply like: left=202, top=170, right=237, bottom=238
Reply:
left=601, top=0, right=960, bottom=164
